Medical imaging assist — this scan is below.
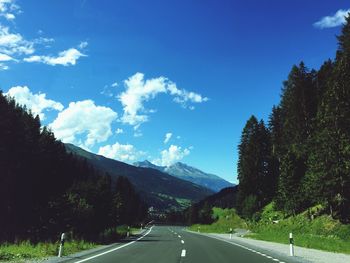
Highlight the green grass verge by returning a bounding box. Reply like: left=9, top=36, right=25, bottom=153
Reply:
left=249, top=213, right=350, bottom=254
left=189, top=205, right=350, bottom=254
left=0, top=240, right=97, bottom=261
left=189, top=207, right=247, bottom=233
left=0, top=225, right=141, bottom=261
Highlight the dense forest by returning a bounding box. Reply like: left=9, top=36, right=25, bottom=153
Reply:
left=0, top=93, right=147, bottom=243
left=237, top=15, right=350, bottom=222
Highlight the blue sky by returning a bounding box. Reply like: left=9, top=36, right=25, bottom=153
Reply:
left=0, top=0, right=349, bottom=183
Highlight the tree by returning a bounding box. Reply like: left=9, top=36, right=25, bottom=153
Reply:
left=237, top=116, right=273, bottom=218
left=276, top=62, right=317, bottom=214
left=306, top=15, right=350, bottom=221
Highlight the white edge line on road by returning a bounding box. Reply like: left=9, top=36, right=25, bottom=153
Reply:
left=181, top=240, right=184, bottom=244
left=188, top=231, right=286, bottom=263
left=73, top=226, right=154, bottom=263
left=181, top=249, right=186, bottom=257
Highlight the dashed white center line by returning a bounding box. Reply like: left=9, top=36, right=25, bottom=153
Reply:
left=181, top=249, right=186, bottom=257
left=181, top=240, right=184, bottom=244
left=178, top=235, right=181, bottom=238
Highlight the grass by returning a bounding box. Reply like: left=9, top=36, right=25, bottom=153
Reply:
left=189, top=207, right=247, bottom=233
left=0, top=225, right=141, bottom=261
left=248, top=205, right=350, bottom=254
left=0, top=240, right=97, bottom=261
left=189, top=205, right=350, bottom=254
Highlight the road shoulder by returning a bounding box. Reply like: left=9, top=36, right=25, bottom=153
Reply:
left=186, top=230, right=350, bottom=263
left=40, top=228, right=149, bottom=263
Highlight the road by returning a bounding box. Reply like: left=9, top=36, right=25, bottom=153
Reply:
left=60, top=225, right=298, bottom=263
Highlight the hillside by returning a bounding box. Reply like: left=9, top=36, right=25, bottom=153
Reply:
left=65, top=144, right=213, bottom=211
left=134, top=160, right=233, bottom=192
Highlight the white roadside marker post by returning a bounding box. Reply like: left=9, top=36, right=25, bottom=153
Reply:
left=127, top=226, right=130, bottom=237
left=58, top=233, right=66, bottom=257
left=289, top=232, right=294, bottom=256
left=229, top=228, right=233, bottom=239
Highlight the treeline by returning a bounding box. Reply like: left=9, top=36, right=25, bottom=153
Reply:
left=167, top=186, right=238, bottom=224
left=0, top=92, right=147, bottom=243
left=237, top=16, right=350, bottom=222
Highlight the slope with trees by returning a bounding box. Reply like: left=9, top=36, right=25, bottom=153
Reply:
left=236, top=15, right=350, bottom=223
left=0, top=93, right=146, bottom=243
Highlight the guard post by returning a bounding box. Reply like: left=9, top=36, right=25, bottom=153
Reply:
left=58, top=233, right=66, bottom=257
left=289, top=232, right=294, bottom=256
left=229, top=228, right=233, bottom=239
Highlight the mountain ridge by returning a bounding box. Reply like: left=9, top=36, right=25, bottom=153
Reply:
left=64, top=144, right=214, bottom=212
left=134, top=160, right=234, bottom=192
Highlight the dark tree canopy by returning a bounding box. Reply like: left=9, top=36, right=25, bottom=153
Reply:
left=236, top=18, right=350, bottom=222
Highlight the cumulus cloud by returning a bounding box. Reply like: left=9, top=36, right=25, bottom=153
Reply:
left=49, top=100, right=117, bottom=147
left=5, top=86, right=64, bottom=120
left=314, top=9, right=350, bottom=29
left=153, top=144, right=191, bottom=167
left=24, top=47, right=86, bottom=66
left=118, top=72, right=208, bottom=128
left=98, top=142, right=144, bottom=162
left=164, top=132, right=172, bottom=144
left=118, top=73, right=168, bottom=126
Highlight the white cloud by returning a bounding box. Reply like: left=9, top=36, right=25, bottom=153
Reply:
left=168, top=82, right=209, bottom=108
left=98, top=142, right=144, bottom=162
left=0, top=62, right=8, bottom=69
left=0, top=52, right=13, bottom=61
left=24, top=47, right=86, bottom=66
left=0, top=0, right=19, bottom=21
left=49, top=100, right=117, bottom=147
left=101, top=82, right=119, bottom=98
left=0, top=26, right=34, bottom=56
left=314, top=9, right=350, bottom=29
left=116, top=128, right=124, bottom=134
left=5, top=86, right=64, bottom=120
left=153, top=144, right=191, bottom=167
left=164, top=132, right=172, bottom=144
left=0, top=1, right=86, bottom=70
left=118, top=72, right=168, bottom=126
left=78, top=41, right=88, bottom=49
left=118, top=72, right=208, bottom=128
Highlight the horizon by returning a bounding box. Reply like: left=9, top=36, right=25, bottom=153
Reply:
left=1, top=0, right=349, bottom=183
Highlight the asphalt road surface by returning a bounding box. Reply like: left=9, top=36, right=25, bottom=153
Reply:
left=60, top=225, right=297, bottom=263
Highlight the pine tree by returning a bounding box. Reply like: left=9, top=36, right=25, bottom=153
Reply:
left=237, top=116, right=273, bottom=217
left=276, top=62, right=317, bottom=214
left=307, top=15, right=350, bottom=221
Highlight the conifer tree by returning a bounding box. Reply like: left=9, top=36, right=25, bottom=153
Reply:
left=307, top=15, right=350, bottom=221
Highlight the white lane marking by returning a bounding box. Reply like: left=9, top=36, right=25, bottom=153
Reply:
left=73, top=226, right=154, bottom=263
left=174, top=232, right=177, bottom=235
left=181, top=249, right=186, bottom=257
left=181, top=240, right=184, bottom=244
left=178, top=235, right=181, bottom=238
left=188, top=231, right=286, bottom=263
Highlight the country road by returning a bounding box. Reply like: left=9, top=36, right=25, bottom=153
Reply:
left=56, top=225, right=301, bottom=263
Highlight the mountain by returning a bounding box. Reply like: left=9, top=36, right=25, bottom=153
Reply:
left=195, top=186, right=238, bottom=209
left=134, top=160, right=234, bottom=192
left=65, top=144, right=213, bottom=211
